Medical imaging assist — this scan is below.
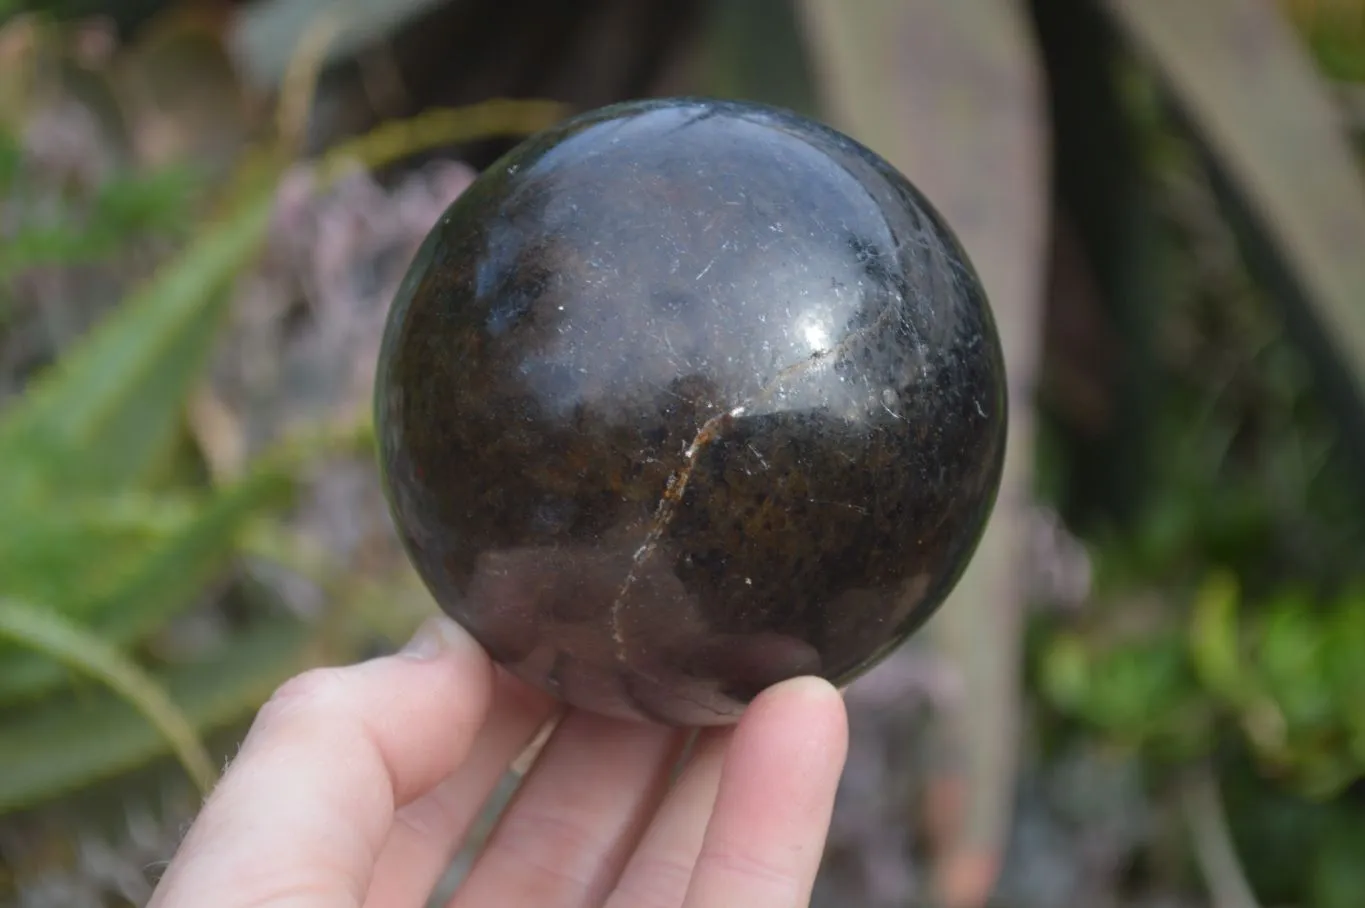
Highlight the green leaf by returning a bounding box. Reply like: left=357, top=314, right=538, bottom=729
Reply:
left=1102, top=0, right=1365, bottom=477
left=1312, top=810, right=1365, bottom=908
left=0, top=493, right=187, bottom=624
left=313, top=99, right=567, bottom=185
left=1255, top=590, right=1333, bottom=731
left=1325, top=589, right=1365, bottom=759
left=0, top=597, right=216, bottom=796
left=0, top=616, right=310, bottom=815
left=0, top=97, right=565, bottom=497
left=0, top=188, right=276, bottom=492
left=0, top=465, right=295, bottom=704
left=1189, top=569, right=1244, bottom=698
left=1086, top=637, right=1191, bottom=736
left=1039, top=631, right=1093, bottom=711
left=0, top=166, right=201, bottom=280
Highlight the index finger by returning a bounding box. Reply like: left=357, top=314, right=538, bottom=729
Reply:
left=149, top=616, right=494, bottom=908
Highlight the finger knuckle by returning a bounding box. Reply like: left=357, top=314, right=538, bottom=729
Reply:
left=480, top=808, right=604, bottom=894
left=260, top=666, right=350, bottom=723
left=608, top=855, right=695, bottom=908
left=231, top=865, right=364, bottom=907
left=698, top=838, right=802, bottom=897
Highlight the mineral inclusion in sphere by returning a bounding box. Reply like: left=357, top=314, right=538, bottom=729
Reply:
left=374, top=98, right=1007, bottom=726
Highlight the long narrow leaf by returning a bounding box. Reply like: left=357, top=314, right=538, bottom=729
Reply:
left=0, top=597, right=217, bottom=797
left=0, top=466, right=295, bottom=704
left=0, top=98, right=565, bottom=497
left=314, top=98, right=567, bottom=184
left=0, top=497, right=186, bottom=624
left=0, top=191, right=276, bottom=492
left=0, top=616, right=310, bottom=814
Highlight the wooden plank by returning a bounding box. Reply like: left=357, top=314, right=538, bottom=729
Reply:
left=796, top=2, right=1049, bottom=905
left=1104, top=0, right=1365, bottom=462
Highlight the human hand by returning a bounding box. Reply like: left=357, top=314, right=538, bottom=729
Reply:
left=148, top=615, right=849, bottom=908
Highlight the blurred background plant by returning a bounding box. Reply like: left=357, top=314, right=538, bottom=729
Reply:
left=0, top=1, right=1362, bottom=907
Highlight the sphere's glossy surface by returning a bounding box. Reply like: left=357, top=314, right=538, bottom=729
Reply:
left=375, top=98, right=1007, bottom=725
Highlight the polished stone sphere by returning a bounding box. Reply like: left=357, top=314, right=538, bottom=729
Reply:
left=374, top=97, right=1007, bottom=726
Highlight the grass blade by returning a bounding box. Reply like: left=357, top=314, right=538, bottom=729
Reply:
left=0, top=597, right=217, bottom=798
left=0, top=97, right=565, bottom=496
left=315, top=98, right=567, bottom=181
left=0, top=493, right=188, bottom=626
left=0, top=616, right=310, bottom=814
left=0, top=188, right=275, bottom=493
left=0, top=466, right=295, bottom=704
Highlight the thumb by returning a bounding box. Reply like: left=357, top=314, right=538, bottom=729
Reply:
left=150, top=616, right=494, bottom=908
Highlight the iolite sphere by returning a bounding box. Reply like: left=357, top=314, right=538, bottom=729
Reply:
left=374, top=98, right=1007, bottom=726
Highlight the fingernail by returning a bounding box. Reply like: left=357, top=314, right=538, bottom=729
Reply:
left=400, top=615, right=476, bottom=660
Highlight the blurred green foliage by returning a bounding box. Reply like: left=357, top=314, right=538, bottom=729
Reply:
left=0, top=136, right=200, bottom=281
left=0, top=118, right=308, bottom=805
left=0, top=19, right=565, bottom=811
left=1025, top=4, right=1365, bottom=901
left=1036, top=195, right=1365, bottom=793
left=1286, top=0, right=1365, bottom=81
left=0, top=2, right=1363, bottom=906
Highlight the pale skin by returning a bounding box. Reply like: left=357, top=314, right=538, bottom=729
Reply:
left=148, top=615, right=849, bottom=908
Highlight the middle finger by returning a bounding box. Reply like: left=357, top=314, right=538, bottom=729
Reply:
left=362, top=666, right=559, bottom=908
left=449, top=708, right=687, bottom=908
left=602, top=726, right=732, bottom=908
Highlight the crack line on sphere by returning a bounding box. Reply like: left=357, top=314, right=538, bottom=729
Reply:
left=610, top=405, right=742, bottom=658
left=607, top=292, right=907, bottom=659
